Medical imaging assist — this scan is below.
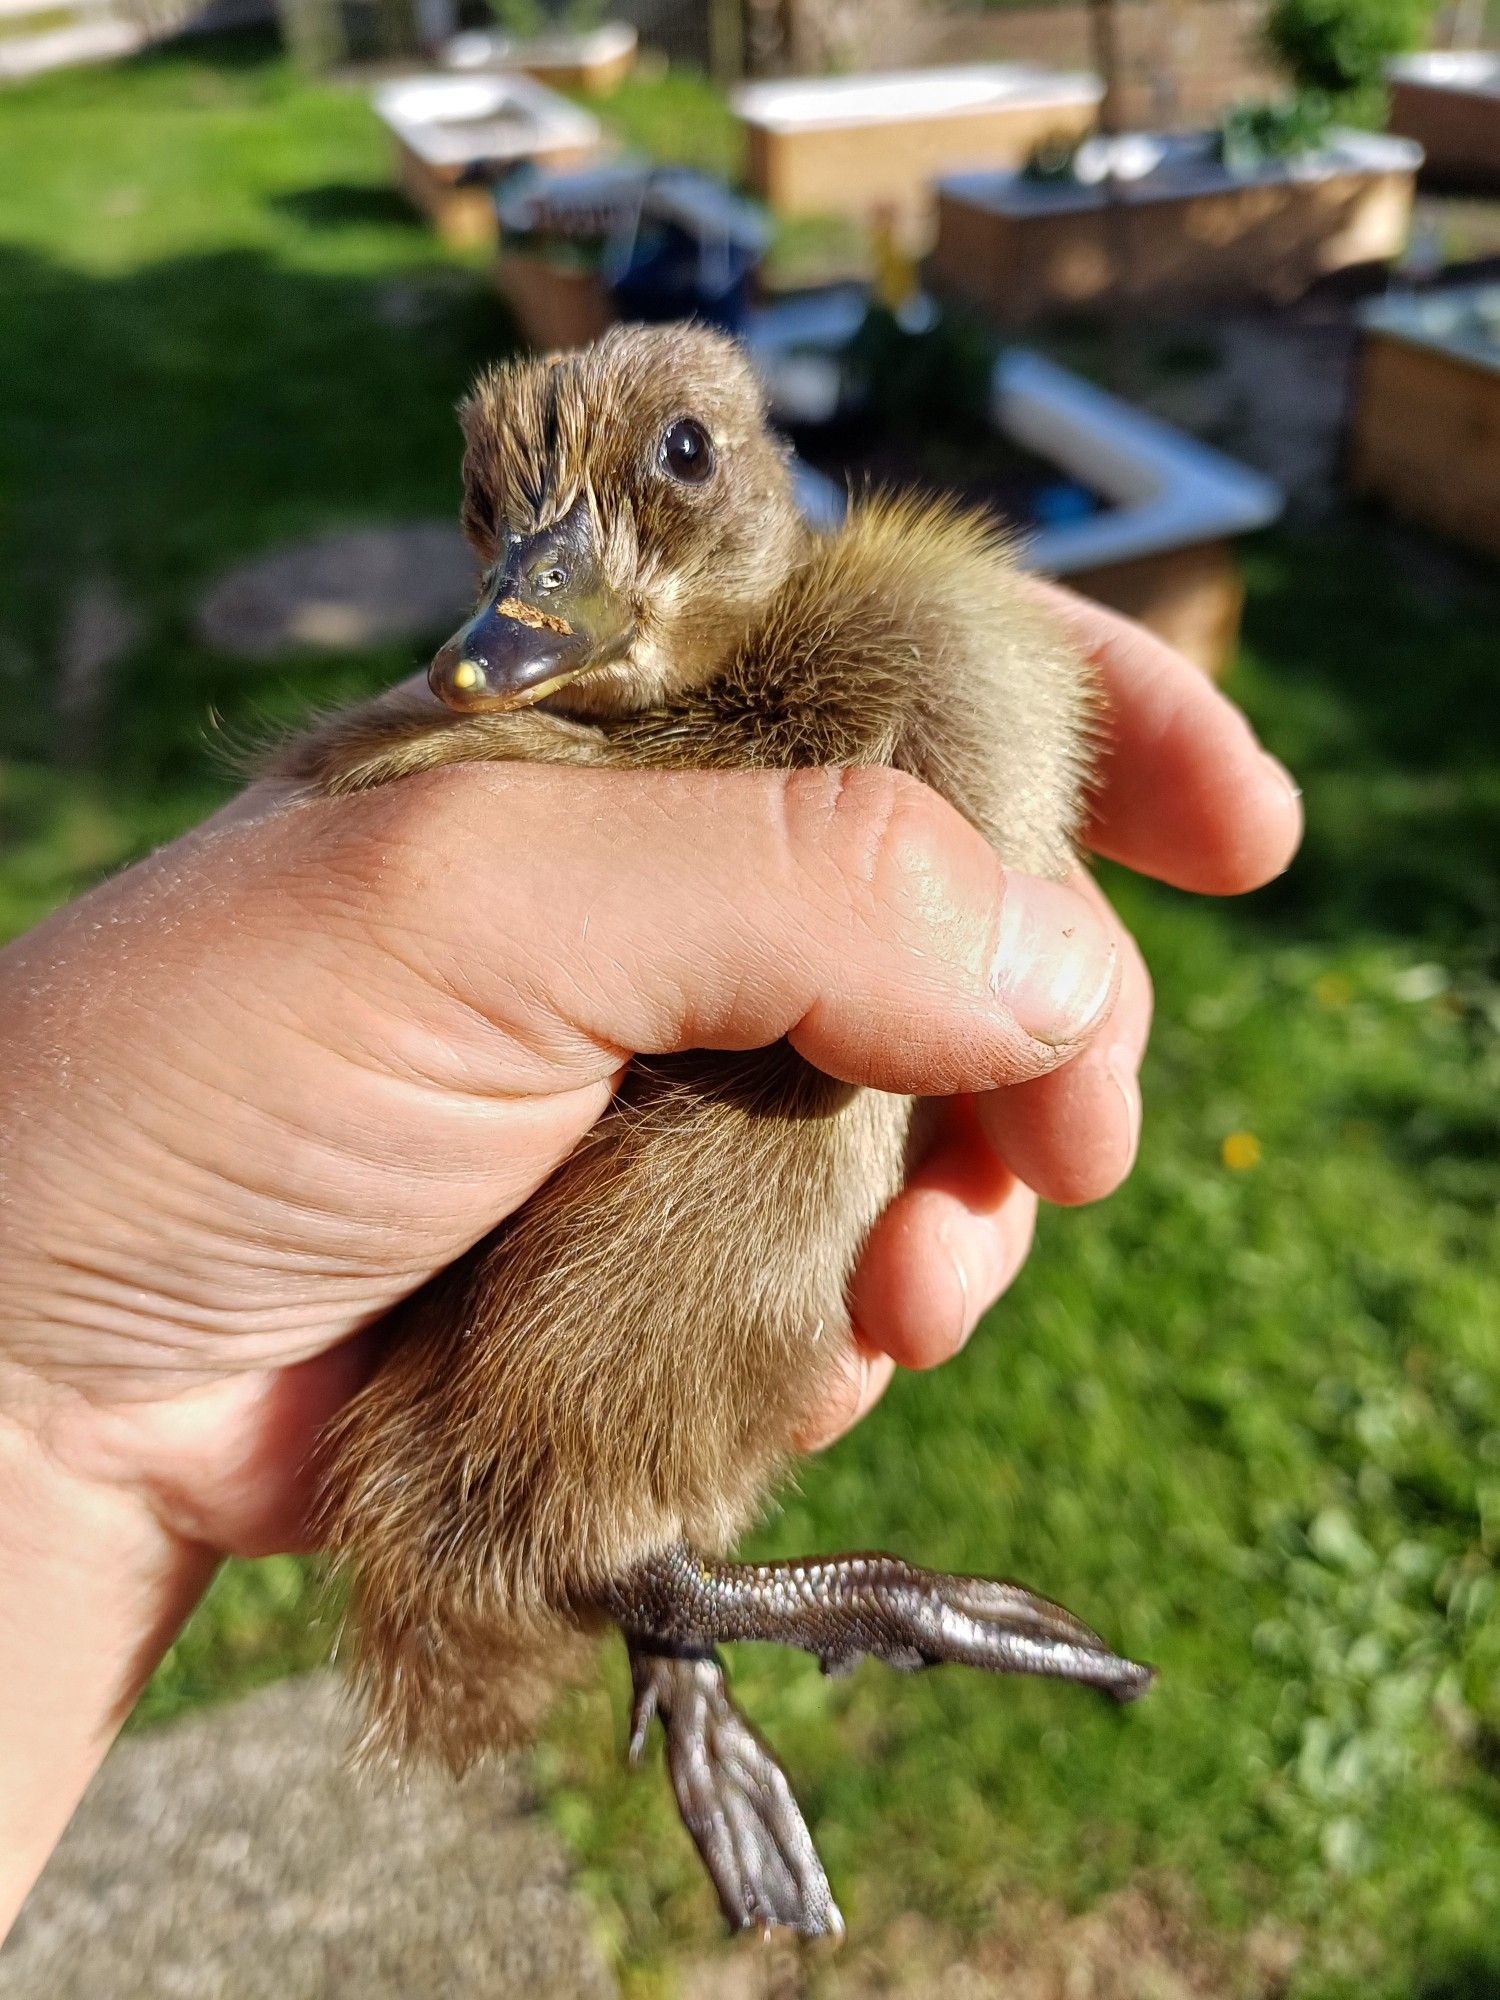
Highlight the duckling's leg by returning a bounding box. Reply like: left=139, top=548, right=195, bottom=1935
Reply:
left=607, top=1543, right=1153, bottom=1699
left=625, top=1645, right=843, bottom=1939
left=606, top=1544, right=1152, bottom=1937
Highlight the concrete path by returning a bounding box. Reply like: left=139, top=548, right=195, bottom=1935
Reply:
left=0, top=1675, right=616, bottom=2000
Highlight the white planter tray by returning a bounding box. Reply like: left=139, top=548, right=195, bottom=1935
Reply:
left=444, top=21, right=637, bottom=74
left=1386, top=50, right=1500, bottom=98
left=373, top=71, right=600, bottom=172
left=941, top=127, right=1423, bottom=218
left=991, top=350, right=1282, bottom=574
left=744, top=294, right=1283, bottom=573
left=733, top=62, right=1101, bottom=133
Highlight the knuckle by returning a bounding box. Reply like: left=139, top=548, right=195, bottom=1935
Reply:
left=784, top=766, right=958, bottom=916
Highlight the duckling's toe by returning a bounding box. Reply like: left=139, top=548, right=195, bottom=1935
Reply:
left=626, top=1643, right=844, bottom=1941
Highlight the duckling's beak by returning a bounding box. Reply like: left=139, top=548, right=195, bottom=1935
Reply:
left=429, top=500, right=633, bottom=714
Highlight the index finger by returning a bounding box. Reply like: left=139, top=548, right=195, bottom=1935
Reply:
left=1031, top=582, right=1303, bottom=895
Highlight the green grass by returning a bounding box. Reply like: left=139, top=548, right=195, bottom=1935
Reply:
left=2, top=34, right=1499, bottom=2000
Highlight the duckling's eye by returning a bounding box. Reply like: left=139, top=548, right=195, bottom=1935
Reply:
left=659, top=417, right=715, bottom=486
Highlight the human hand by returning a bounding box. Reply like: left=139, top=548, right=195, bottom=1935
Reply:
left=0, top=585, right=1298, bottom=1923
left=0, top=753, right=1117, bottom=1553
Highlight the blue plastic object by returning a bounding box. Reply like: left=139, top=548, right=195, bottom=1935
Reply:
left=1031, top=480, right=1099, bottom=527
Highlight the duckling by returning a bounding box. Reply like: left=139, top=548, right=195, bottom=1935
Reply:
left=275, top=323, right=1152, bottom=1939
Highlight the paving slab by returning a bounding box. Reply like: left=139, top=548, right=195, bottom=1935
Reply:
left=0, top=1675, right=616, bottom=2000
left=194, top=521, right=473, bottom=661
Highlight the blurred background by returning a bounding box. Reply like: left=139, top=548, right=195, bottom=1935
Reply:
left=0, top=0, right=1497, bottom=1994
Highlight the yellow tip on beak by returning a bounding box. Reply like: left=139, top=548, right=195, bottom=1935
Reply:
left=451, top=660, right=482, bottom=692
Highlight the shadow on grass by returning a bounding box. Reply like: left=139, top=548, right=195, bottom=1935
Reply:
left=1414, top=1958, right=1500, bottom=2000
left=1233, top=523, right=1500, bottom=957
left=270, top=183, right=427, bottom=233
left=0, top=238, right=512, bottom=781
left=127, top=22, right=286, bottom=74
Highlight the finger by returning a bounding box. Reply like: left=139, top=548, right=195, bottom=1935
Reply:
left=1031, top=581, right=1303, bottom=894
left=245, top=762, right=1123, bottom=1099
left=975, top=874, right=1153, bottom=1207
left=795, top=1340, right=896, bottom=1453
left=850, top=1099, right=1041, bottom=1371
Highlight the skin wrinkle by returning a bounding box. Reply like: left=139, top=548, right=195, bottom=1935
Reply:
left=22, top=1129, right=388, bottom=1262
left=335, top=815, right=625, bottom=1082
left=240, top=943, right=608, bottom=1113
left=6, top=1008, right=624, bottom=1383
left=93, top=1074, right=398, bottom=1224
left=641, top=896, right=810, bottom=1052
left=32, top=936, right=576, bottom=1232
left=283, top=887, right=599, bottom=1086
left=533, top=785, right=818, bottom=1057
left=2, top=1267, right=361, bottom=1369
left=15, top=1120, right=417, bottom=1316
left=3, top=1296, right=335, bottom=1381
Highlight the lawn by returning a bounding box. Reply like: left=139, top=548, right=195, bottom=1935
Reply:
left=1, top=34, right=1498, bottom=2000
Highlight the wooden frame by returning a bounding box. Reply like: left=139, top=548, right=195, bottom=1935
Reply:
left=734, top=64, right=1101, bottom=242
left=374, top=72, right=600, bottom=247
left=443, top=22, right=637, bottom=96
left=1387, top=54, right=1500, bottom=190
left=930, top=131, right=1422, bottom=319
left=493, top=254, right=615, bottom=351
left=1349, top=292, right=1500, bottom=562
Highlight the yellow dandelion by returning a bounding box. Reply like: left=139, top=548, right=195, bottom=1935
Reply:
left=1314, top=972, right=1353, bottom=1008
left=1222, top=1130, right=1261, bottom=1171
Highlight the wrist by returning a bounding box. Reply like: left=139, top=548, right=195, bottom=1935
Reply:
left=0, top=1375, right=213, bottom=1938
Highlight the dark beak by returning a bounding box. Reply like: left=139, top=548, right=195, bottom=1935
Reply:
left=430, top=499, right=632, bottom=713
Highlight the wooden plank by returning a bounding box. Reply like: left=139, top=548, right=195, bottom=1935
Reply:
left=932, top=168, right=1416, bottom=319
left=1350, top=330, right=1500, bottom=560
left=1388, top=80, right=1500, bottom=189
left=1066, top=541, right=1244, bottom=678
left=741, top=100, right=1097, bottom=243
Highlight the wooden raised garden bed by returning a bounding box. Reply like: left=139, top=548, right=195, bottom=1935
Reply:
left=733, top=64, right=1101, bottom=242
left=373, top=73, right=601, bottom=249
left=443, top=21, right=637, bottom=96
left=492, top=161, right=769, bottom=350
left=930, top=129, right=1422, bottom=320
left=1387, top=52, right=1500, bottom=190
left=1350, top=285, right=1500, bottom=562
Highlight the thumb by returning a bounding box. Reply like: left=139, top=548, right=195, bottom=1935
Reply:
left=266, top=761, right=1120, bottom=1097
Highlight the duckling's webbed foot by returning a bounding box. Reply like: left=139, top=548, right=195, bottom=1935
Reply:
left=609, top=1546, right=1150, bottom=1935
left=626, top=1644, right=843, bottom=1939
left=608, top=1543, right=1154, bottom=1702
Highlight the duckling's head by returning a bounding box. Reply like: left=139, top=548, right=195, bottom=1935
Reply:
left=430, top=324, right=807, bottom=720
